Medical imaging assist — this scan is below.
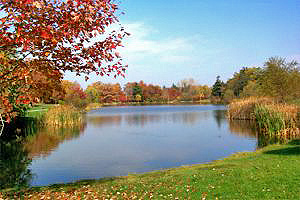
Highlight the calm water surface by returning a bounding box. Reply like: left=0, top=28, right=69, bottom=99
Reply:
left=28, top=105, right=258, bottom=186
left=1, top=105, right=259, bottom=187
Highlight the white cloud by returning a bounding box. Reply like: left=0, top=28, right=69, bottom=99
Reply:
left=120, top=22, right=205, bottom=65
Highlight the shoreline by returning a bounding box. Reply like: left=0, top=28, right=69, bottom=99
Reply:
left=2, top=142, right=300, bottom=199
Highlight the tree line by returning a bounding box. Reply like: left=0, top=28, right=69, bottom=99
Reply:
left=58, top=56, right=300, bottom=109
left=48, top=79, right=212, bottom=109
left=212, top=57, right=300, bottom=103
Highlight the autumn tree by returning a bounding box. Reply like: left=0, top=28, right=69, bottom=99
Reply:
left=192, top=85, right=211, bottom=101
left=124, top=82, right=143, bottom=102
left=27, top=66, right=65, bottom=104
left=85, top=84, right=100, bottom=103
left=0, top=52, right=64, bottom=119
left=62, top=80, right=87, bottom=109
left=162, top=87, right=181, bottom=102
left=0, top=0, right=128, bottom=121
left=137, top=81, right=163, bottom=102
left=86, top=82, right=123, bottom=103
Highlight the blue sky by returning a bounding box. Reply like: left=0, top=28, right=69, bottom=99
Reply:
left=65, top=0, right=300, bottom=88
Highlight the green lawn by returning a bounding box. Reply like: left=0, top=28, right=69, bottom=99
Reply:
left=24, top=104, right=55, bottom=119
left=2, top=142, right=300, bottom=199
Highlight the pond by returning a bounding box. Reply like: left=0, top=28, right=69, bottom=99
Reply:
left=1, top=105, right=260, bottom=188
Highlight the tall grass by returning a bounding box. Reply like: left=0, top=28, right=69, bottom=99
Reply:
left=227, top=97, right=274, bottom=120
left=227, top=97, right=300, bottom=137
left=43, top=105, right=83, bottom=126
left=254, top=103, right=298, bottom=135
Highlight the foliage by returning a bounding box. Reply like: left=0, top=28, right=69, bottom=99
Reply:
left=3, top=144, right=300, bottom=199
left=122, top=79, right=211, bottom=103
left=124, top=82, right=143, bottom=102
left=0, top=0, right=127, bottom=120
left=86, top=81, right=124, bottom=103
left=226, top=67, right=260, bottom=97
left=211, top=76, right=224, bottom=97
left=258, top=57, right=300, bottom=101
left=223, top=89, right=235, bottom=103
left=178, top=78, right=196, bottom=99
left=0, top=51, right=37, bottom=121
left=223, top=57, right=300, bottom=103
left=163, top=87, right=181, bottom=102
left=240, top=80, right=260, bottom=97
left=62, top=80, right=87, bottom=109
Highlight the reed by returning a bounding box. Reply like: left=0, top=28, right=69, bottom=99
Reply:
left=254, top=103, right=298, bottom=135
left=227, top=97, right=274, bottom=120
left=43, top=105, right=83, bottom=126
left=228, top=97, right=300, bottom=137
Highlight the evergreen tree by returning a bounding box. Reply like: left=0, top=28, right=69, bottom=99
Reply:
left=212, top=76, right=224, bottom=97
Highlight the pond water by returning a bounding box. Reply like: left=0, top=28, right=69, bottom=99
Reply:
left=1, top=105, right=260, bottom=188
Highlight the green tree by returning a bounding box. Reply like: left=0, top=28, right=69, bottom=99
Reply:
left=132, top=84, right=143, bottom=101
left=240, top=80, right=260, bottom=97
left=225, top=67, right=260, bottom=98
left=258, top=57, right=300, bottom=101
left=212, top=76, right=224, bottom=97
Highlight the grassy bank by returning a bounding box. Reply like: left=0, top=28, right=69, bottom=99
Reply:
left=2, top=142, right=300, bottom=199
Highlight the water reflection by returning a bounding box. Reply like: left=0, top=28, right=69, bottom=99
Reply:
left=228, top=120, right=257, bottom=138
left=24, top=124, right=86, bottom=159
left=88, top=111, right=211, bottom=127
left=0, top=118, right=86, bottom=190
left=88, top=115, right=122, bottom=128
left=0, top=117, right=37, bottom=190
left=0, top=139, right=33, bottom=190
left=213, top=110, right=227, bottom=128
left=228, top=118, right=300, bottom=148
left=257, top=133, right=300, bottom=148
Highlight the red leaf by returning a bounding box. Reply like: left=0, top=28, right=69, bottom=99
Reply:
left=41, top=30, right=51, bottom=39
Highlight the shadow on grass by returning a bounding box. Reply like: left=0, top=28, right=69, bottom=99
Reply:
left=264, top=146, right=300, bottom=155
left=288, top=139, right=300, bottom=145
